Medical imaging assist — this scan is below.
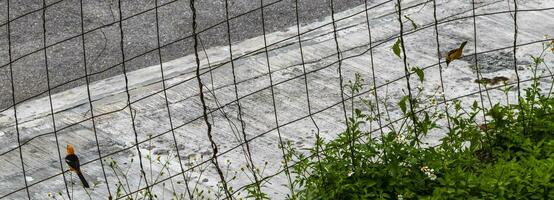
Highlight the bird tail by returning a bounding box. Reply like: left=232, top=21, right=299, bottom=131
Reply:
left=76, top=171, right=90, bottom=188
left=460, top=41, right=468, bottom=49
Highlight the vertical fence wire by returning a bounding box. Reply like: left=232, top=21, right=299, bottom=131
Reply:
left=115, top=0, right=152, bottom=196
left=294, top=0, right=323, bottom=192
left=198, top=36, right=247, bottom=170
left=471, top=0, right=489, bottom=132
left=512, top=0, right=524, bottom=134
left=153, top=0, right=193, bottom=198
left=432, top=0, right=452, bottom=130
left=191, top=0, right=232, bottom=199
left=5, top=0, right=32, bottom=199
left=40, top=0, right=72, bottom=199
left=363, top=0, right=389, bottom=169
left=395, top=0, right=419, bottom=139
left=329, top=0, right=355, bottom=167
left=77, top=0, right=113, bottom=198
left=222, top=0, right=261, bottom=197
left=259, top=0, right=295, bottom=195
left=363, top=0, right=386, bottom=141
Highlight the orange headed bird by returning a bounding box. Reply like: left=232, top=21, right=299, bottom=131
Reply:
left=65, top=144, right=90, bottom=188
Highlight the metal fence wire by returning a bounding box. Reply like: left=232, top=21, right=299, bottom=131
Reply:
left=1, top=0, right=552, bottom=199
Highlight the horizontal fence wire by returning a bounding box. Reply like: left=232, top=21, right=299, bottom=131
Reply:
left=1, top=0, right=552, bottom=198
left=6, top=0, right=549, bottom=115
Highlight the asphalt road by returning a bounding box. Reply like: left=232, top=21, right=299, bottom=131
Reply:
left=0, top=0, right=366, bottom=111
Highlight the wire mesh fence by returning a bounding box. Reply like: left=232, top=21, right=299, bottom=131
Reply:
left=1, top=0, right=553, bottom=199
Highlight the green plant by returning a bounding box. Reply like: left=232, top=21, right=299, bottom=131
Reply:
left=285, top=40, right=554, bottom=199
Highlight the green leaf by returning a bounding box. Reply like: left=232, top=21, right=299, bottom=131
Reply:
left=404, top=15, right=417, bottom=29
left=355, top=108, right=362, bottom=117
left=454, top=100, right=462, bottom=111
left=399, top=95, right=409, bottom=114
left=411, top=67, right=424, bottom=83
left=392, top=38, right=402, bottom=58
left=530, top=55, right=543, bottom=65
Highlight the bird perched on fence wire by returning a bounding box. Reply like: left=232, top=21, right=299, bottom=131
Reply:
left=446, top=41, right=468, bottom=66
left=65, top=144, right=90, bottom=188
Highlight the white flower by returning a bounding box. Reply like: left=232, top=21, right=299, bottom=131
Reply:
left=347, top=171, right=354, bottom=177
left=420, top=165, right=437, bottom=181
left=429, top=174, right=437, bottom=181
left=397, top=194, right=404, bottom=200
left=399, top=161, right=410, bottom=167
left=395, top=134, right=407, bottom=144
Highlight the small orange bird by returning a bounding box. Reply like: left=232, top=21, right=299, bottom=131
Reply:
left=65, top=144, right=89, bottom=188
left=446, top=41, right=468, bottom=66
